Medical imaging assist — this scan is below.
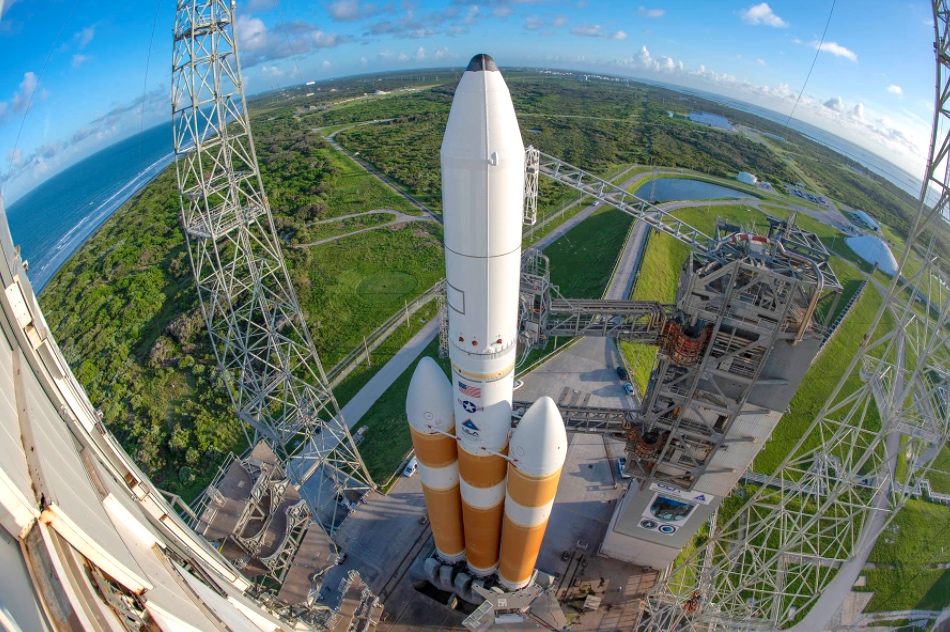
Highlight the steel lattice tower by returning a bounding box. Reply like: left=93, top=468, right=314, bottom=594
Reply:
left=171, top=0, right=373, bottom=530
left=639, top=3, right=950, bottom=629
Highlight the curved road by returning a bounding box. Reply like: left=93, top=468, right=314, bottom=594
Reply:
left=293, top=209, right=432, bottom=248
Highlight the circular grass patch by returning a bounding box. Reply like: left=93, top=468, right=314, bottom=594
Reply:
left=357, top=272, right=418, bottom=305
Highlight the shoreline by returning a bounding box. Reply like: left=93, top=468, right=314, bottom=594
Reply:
left=30, top=152, right=176, bottom=294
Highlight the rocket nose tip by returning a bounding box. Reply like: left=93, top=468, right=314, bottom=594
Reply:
left=466, top=53, right=498, bottom=72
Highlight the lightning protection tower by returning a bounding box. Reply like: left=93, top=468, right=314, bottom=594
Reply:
left=638, top=3, right=950, bottom=628
left=171, top=0, right=373, bottom=530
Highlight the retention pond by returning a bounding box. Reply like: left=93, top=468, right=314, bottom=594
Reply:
left=635, top=178, right=758, bottom=203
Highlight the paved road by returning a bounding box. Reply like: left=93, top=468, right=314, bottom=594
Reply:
left=605, top=219, right=649, bottom=301
left=337, top=318, right=440, bottom=429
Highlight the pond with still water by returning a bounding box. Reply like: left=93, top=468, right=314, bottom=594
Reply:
left=634, top=178, right=759, bottom=203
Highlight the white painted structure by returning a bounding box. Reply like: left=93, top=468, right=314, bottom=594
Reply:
left=846, top=235, right=899, bottom=275
left=441, top=54, right=525, bottom=576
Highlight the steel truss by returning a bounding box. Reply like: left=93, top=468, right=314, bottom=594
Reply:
left=171, top=0, right=373, bottom=531
left=637, top=4, right=950, bottom=629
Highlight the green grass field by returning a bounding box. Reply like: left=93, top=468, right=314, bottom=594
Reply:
left=293, top=222, right=445, bottom=367
left=858, top=499, right=950, bottom=611
left=295, top=211, right=399, bottom=244
left=322, top=146, right=421, bottom=216
left=546, top=206, right=634, bottom=298
left=927, top=444, right=950, bottom=494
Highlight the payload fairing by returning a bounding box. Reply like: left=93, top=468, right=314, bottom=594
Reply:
left=406, top=54, right=566, bottom=583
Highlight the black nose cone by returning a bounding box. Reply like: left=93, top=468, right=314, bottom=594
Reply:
left=466, top=54, right=498, bottom=72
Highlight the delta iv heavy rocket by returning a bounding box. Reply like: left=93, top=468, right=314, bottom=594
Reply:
left=406, top=54, right=567, bottom=586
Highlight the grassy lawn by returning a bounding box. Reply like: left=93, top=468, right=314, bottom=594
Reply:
left=546, top=206, right=634, bottom=298
left=322, top=145, right=421, bottom=216
left=333, top=301, right=439, bottom=409
left=293, top=222, right=445, bottom=367
left=858, top=499, right=950, bottom=612
left=927, top=443, right=950, bottom=494
left=618, top=229, right=689, bottom=393
left=754, top=284, right=891, bottom=475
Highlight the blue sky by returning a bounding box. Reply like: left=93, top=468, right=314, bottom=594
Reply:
left=0, top=0, right=937, bottom=203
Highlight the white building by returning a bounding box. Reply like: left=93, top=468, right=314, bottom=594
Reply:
left=853, top=209, right=881, bottom=232
left=737, top=171, right=758, bottom=185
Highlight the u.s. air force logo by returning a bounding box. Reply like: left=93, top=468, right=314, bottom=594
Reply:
left=459, top=399, right=483, bottom=413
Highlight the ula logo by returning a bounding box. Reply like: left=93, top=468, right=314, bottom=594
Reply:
left=460, top=419, right=480, bottom=438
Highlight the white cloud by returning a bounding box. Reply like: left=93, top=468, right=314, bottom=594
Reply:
left=327, top=0, right=393, bottom=22
left=608, top=43, right=925, bottom=172
left=323, top=60, right=331, bottom=68
left=570, top=24, right=626, bottom=39
left=887, top=84, right=903, bottom=95
left=71, top=54, right=90, bottom=68
left=260, top=65, right=284, bottom=77
left=398, top=52, right=409, bottom=61
left=637, top=6, right=664, bottom=18
left=526, top=14, right=568, bottom=30
left=756, top=58, right=766, bottom=66
left=823, top=96, right=844, bottom=111
left=367, top=6, right=466, bottom=39
left=0, top=72, right=44, bottom=123
left=739, top=3, right=787, bottom=28
left=414, top=46, right=426, bottom=60
left=235, top=15, right=351, bottom=67
left=328, top=0, right=361, bottom=21
left=798, top=39, right=857, bottom=61
left=6, top=148, right=24, bottom=169
left=492, top=6, right=513, bottom=18
left=360, top=56, right=368, bottom=65
left=75, top=26, right=95, bottom=50
left=817, top=41, right=857, bottom=61
left=615, top=45, right=687, bottom=75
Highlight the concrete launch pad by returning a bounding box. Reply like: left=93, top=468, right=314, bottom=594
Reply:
left=333, top=423, right=656, bottom=630
left=518, top=337, right=637, bottom=411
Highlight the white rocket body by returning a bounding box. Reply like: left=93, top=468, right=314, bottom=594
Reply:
left=441, top=54, right=525, bottom=576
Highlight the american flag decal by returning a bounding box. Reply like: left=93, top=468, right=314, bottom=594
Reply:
left=458, top=381, right=482, bottom=398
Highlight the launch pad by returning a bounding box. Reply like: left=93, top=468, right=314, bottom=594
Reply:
left=331, top=429, right=653, bottom=631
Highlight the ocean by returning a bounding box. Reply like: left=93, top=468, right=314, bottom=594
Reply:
left=4, top=121, right=175, bottom=293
